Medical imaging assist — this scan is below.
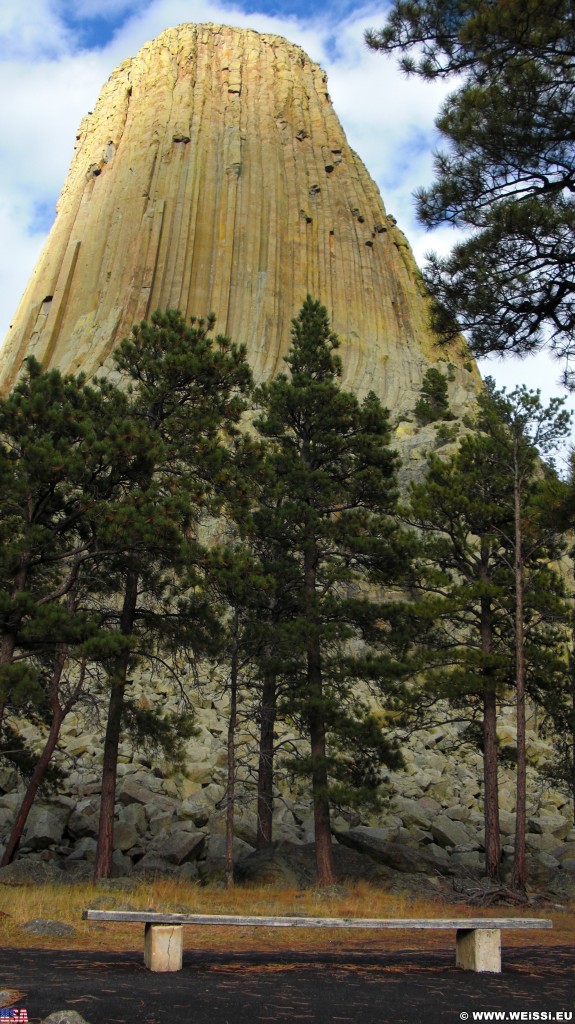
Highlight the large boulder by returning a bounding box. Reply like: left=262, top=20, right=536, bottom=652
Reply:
left=59, top=861, right=94, bottom=882
left=209, top=809, right=259, bottom=846
left=118, top=803, right=147, bottom=834
left=152, top=830, right=206, bottom=866
left=21, top=805, right=70, bottom=851
left=112, top=822, right=140, bottom=852
left=429, top=815, right=476, bottom=849
left=235, top=845, right=301, bottom=887
left=23, top=918, right=76, bottom=937
left=334, top=828, right=440, bottom=874
left=67, top=801, right=99, bottom=839
left=0, top=768, right=18, bottom=794
left=66, top=837, right=97, bottom=862
left=0, top=861, right=64, bottom=886
left=201, top=835, right=254, bottom=879
left=117, top=779, right=178, bottom=814
left=131, top=853, right=177, bottom=875
left=392, top=797, right=434, bottom=831
left=497, top=810, right=516, bottom=835
left=449, top=851, right=484, bottom=876
left=528, top=814, right=571, bottom=840
left=148, top=811, right=175, bottom=836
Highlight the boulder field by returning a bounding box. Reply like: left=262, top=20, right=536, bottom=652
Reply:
left=1, top=695, right=573, bottom=896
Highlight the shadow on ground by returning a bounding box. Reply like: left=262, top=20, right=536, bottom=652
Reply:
left=1, top=946, right=573, bottom=1023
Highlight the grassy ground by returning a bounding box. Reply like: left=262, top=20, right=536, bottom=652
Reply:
left=0, top=879, right=571, bottom=956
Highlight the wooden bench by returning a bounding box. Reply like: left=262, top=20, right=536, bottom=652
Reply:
left=82, top=909, right=552, bottom=974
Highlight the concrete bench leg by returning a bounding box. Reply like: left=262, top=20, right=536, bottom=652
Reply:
left=456, top=928, right=501, bottom=973
left=144, top=923, right=184, bottom=972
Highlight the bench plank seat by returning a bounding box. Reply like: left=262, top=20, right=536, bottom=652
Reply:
left=82, top=909, right=552, bottom=975
left=83, top=910, right=550, bottom=930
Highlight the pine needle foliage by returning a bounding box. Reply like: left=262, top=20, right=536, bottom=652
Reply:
left=253, top=296, right=414, bottom=884
left=367, top=0, right=575, bottom=384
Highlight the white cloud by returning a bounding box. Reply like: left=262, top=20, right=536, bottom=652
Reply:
left=0, top=197, right=47, bottom=329
left=0, top=55, right=106, bottom=199
left=0, top=0, right=75, bottom=59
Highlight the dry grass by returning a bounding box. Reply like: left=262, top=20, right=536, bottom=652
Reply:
left=0, top=879, right=572, bottom=956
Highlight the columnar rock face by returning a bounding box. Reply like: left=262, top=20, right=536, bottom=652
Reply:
left=0, top=23, right=475, bottom=411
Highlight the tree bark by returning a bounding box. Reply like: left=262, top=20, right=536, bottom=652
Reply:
left=0, top=563, right=29, bottom=668
left=309, top=684, right=336, bottom=886
left=512, top=440, right=527, bottom=894
left=256, top=669, right=276, bottom=849
left=94, top=569, right=138, bottom=881
left=480, top=550, right=501, bottom=882
left=0, top=564, right=30, bottom=718
left=225, top=623, right=239, bottom=889
left=483, top=686, right=501, bottom=881
left=570, top=637, right=575, bottom=826
left=304, top=549, right=336, bottom=887
left=0, top=647, right=69, bottom=866
left=0, top=633, right=17, bottom=669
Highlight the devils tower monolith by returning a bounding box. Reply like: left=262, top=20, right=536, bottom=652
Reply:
left=0, top=23, right=476, bottom=410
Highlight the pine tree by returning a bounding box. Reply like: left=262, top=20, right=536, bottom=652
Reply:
left=534, top=455, right=575, bottom=821
left=249, top=545, right=301, bottom=851
left=404, top=380, right=571, bottom=887
left=366, top=0, right=575, bottom=383
left=254, top=296, right=411, bottom=885
left=0, top=318, right=252, bottom=872
left=223, top=456, right=304, bottom=852
left=0, top=358, right=146, bottom=863
left=203, top=541, right=275, bottom=884
left=216, top=545, right=300, bottom=855
left=92, top=309, right=253, bottom=879
left=414, top=367, right=453, bottom=425
left=0, top=357, right=127, bottom=720
left=488, top=384, right=571, bottom=891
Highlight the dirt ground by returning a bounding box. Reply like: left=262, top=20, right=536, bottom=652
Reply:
left=1, top=943, right=574, bottom=1024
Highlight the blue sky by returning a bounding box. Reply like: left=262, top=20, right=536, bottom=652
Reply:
left=59, top=11, right=132, bottom=49
left=0, top=0, right=572, bottom=440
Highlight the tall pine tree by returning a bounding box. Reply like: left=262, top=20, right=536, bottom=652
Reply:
left=92, top=309, right=253, bottom=879
left=254, top=297, right=411, bottom=885
left=0, top=358, right=157, bottom=863
left=404, top=380, right=570, bottom=887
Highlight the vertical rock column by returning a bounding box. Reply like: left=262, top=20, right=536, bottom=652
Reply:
left=0, top=23, right=473, bottom=411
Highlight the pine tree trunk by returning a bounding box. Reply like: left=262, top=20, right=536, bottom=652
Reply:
left=570, top=642, right=575, bottom=826
left=94, top=569, right=138, bottom=881
left=309, top=688, right=336, bottom=886
left=304, top=551, right=336, bottom=886
left=1, top=648, right=68, bottom=866
left=480, top=559, right=501, bottom=881
left=256, top=669, right=276, bottom=849
left=0, top=634, right=17, bottom=668
left=0, top=563, right=35, bottom=740
left=0, top=564, right=29, bottom=683
left=225, top=625, right=238, bottom=889
left=483, top=687, right=501, bottom=881
left=512, top=446, right=527, bottom=894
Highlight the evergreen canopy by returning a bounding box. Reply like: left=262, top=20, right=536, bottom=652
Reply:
left=367, top=0, right=575, bottom=384
left=254, top=296, right=412, bottom=883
